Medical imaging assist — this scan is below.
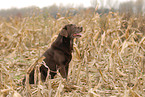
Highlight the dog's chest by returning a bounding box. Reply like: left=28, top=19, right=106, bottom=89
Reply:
left=64, top=53, right=72, bottom=64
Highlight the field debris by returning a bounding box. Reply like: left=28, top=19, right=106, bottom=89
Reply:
left=0, top=12, right=144, bottom=96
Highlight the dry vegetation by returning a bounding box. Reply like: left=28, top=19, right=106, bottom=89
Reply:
left=0, top=12, right=145, bottom=97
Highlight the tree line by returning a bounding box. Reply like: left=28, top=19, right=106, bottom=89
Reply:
left=0, top=0, right=144, bottom=19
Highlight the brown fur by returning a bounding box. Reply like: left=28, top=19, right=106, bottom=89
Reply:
left=23, top=24, right=83, bottom=84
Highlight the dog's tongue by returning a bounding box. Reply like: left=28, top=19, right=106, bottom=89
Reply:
left=73, top=33, right=82, bottom=37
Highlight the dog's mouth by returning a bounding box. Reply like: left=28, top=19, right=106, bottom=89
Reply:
left=72, top=27, right=83, bottom=38
left=73, top=33, right=82, bottom=38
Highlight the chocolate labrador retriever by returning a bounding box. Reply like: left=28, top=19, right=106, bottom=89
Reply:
left=23, top=24, right=83, bottom=84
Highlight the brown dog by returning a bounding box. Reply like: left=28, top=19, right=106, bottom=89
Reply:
left=23, top=24, right=83, bottom=84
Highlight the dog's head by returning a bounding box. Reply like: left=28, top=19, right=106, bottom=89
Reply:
left=60, top=24, right=83, bottom=38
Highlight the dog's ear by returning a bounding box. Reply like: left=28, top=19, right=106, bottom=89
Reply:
left=60, top=26, right=68, bottom=37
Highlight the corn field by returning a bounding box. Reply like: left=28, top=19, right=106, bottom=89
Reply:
left=0, top=12, right=145, bottom=97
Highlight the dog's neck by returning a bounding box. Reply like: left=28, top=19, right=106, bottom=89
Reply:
left=51, top=35, right=73, bottom=54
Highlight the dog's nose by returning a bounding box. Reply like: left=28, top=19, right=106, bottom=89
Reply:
left=80, top=27, right=83, bottom=31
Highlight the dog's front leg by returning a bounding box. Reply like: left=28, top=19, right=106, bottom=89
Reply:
left=59, top=64, right=69, bottom=79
